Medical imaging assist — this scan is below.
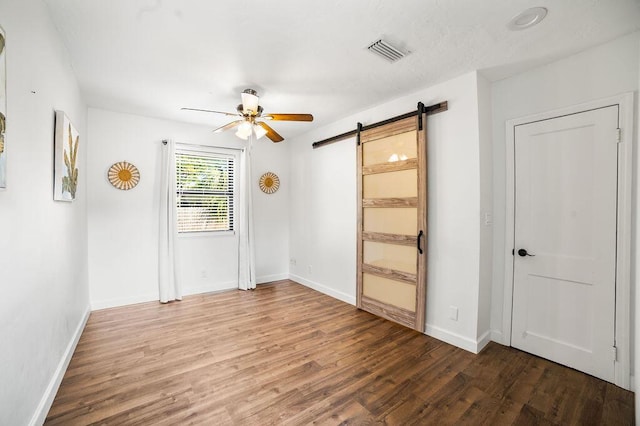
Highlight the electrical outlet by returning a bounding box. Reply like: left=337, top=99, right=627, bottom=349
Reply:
left=200, top=269, right=208, bottom=279
left=290, top=258, right=297, bottom=266
left=308, top=265, right=312, bottom=274
left=449, top=305, right=458, bottom=321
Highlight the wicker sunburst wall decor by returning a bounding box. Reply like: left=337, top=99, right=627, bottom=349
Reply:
left=259, top=172, right=280, bottom=194
left=108, top=161, right=140, bottom=190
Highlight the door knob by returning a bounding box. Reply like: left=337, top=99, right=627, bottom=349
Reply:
left=517, top=249, right=535, bottom=257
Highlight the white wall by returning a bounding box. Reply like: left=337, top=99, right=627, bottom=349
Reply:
left=0, top=0, right=89, bottom=424
left=252, top=137, right=291, bottom=283
left=477, top=73, right=493, bottom=340
left=636, top=31, right=640, bottom=424
left=490, top=33, right=640, bottom=346
left=87, top=108, right=290, bottom=309
left=289, top=71, right=491, bottom=352
left=289, top=132, right=357, bottom=304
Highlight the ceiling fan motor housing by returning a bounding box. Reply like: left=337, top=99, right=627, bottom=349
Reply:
left=237, top=104, right=263, bottom=118
left=241, top=88, right=260, bottom=115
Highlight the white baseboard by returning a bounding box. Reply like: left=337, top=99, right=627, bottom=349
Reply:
left=289, top=274, right=356, bottom=306
left=182, top=280, right=237, bottom=296
left=30, top=306, right=90, bottom=426
left=490, top=329, right=507, bottom=345
left=91, top=292, right=158, bottom=310
left=290, top=275, right=489, bottom=354
left=91, top=280, right=243, bottom=310
left=425, top=323, right=487, bottom=354
left=257, top=273, right=289, bottom=284
left=476, top=329, right=492, bottom=352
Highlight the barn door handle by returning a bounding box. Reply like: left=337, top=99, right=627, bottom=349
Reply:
left=517, top=248, right=535, bottom=257
left=417, top=230, right=424, bottom=254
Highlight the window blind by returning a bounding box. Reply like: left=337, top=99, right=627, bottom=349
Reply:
left=175, top=151, right=235, bottom=233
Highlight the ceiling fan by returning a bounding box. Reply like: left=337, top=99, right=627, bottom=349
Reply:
left=182, top=89, right=313, bottom=143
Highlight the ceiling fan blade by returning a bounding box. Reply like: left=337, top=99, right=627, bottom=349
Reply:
left=181, top=107, right=239, bottom=117
left=213, top=120, right=244, bottom=133
left=257, top=121, right=284, bottom=143
left=262, top=113, right=314, bottom=122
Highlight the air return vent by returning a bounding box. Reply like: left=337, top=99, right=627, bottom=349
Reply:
left=367, top=39, right=408, bottom=63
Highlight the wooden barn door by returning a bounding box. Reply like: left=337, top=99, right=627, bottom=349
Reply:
left=357, top=112, right=427, bottom=332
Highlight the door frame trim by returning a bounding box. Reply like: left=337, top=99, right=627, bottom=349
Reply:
left=502, top=92, right=634, bottom=389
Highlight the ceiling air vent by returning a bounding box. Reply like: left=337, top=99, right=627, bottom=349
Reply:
left=367, top=39, right=408, bottom=63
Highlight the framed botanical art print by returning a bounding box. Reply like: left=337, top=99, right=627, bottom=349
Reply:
left=54, top=110, right=79, bottom=201
left=0, top=26, right=6, bottom=189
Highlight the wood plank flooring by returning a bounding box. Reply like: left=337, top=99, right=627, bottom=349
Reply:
left=46, top=280, right=634, bottom=425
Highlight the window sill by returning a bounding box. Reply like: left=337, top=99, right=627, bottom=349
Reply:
left=177, top=230, right=236, bottom=238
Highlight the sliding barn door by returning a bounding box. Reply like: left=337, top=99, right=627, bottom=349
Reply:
left=357, top=114, right=427, bottom=331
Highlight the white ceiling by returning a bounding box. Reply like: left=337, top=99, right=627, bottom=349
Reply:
left=44, top=0, right=640, bottom=140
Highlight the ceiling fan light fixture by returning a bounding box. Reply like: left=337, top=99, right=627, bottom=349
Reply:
left=235, top=121, right=252, bottom=140
left=235, top=130, right=249, bottom=140
left=241, top=89, right=259, bottom=114
left=254, top=124, right=267, bottom=140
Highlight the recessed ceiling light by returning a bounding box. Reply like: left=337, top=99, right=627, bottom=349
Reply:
left=507, top=7, right=548, bottom=31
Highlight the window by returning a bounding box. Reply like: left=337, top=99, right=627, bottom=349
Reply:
left=175, top=149, right=236, bottom=233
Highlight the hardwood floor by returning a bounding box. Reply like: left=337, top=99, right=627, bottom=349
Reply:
left=46, top=280, right=634, bottom=425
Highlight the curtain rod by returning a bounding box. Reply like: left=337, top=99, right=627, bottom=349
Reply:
left=312, top=101, right=448, bottom=149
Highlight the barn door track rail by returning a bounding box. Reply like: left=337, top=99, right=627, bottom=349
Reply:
left=312, top=101, right=448, bottom=149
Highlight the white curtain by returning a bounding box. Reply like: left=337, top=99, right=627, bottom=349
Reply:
left=158, top=139, right=182, bottom=302
left=238, top=145, right=256, bottom=290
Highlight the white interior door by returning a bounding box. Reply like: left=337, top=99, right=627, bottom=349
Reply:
left=511, top=105, right=619, bottom=382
